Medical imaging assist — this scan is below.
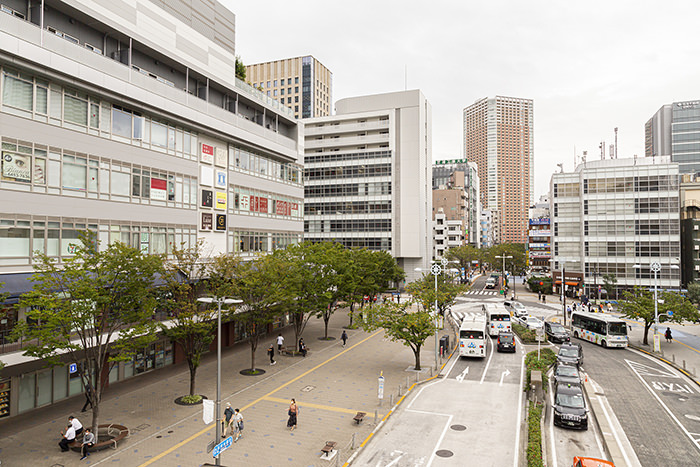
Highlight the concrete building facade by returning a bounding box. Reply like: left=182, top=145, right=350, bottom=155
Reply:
left=303, top=90, right=432, bottom=282
left=463, top=96, right=533, bottom=244
left=432, top=159, right=480, bottom=248
left=646, top=100, right=700, bottom=174
left=551, top=157, right=680, bottom=298
left=680, top=173, right=700, bottom=286
left=246, top=56, right=332, bottom=119
left=528, top=194, right=551, bottom=273
left=0, top=0, right=303, bottom=418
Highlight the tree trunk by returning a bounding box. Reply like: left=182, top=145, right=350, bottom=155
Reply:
left=188, top=360, right=197, bottom=395
left=349, top=302, right=355, bottom=327
left=250, top=339, right=257, bottom=371
left=323, top=311, right=330, bottom=339
left=413, top=345, right=421, bottom=371
left=643, top=321, right=652, bottom=346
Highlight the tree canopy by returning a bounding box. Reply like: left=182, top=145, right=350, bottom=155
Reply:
left=406, top=272, right=464, bottom=316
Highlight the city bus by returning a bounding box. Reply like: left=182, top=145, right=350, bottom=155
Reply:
left=482, top=303, right=512, bottom=337
left=570, top=311, right=628, bottom=348
left=459, top=313, right=487, bottom=358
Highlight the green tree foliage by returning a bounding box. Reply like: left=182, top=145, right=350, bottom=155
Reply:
left=361, top=301, right=434, bottom=370
left=602, top=273, right=618, bottom=299
left=210, top=253, right=289, bottom=372
left=445, top=245, right=482, bottom=278
left=406, top=272, right=464, bottom=316
left=484, top=243, right=527, bottom=276
left=686, top=282, right=700, bottom=305
left=527, top=276, right=552, bottom=295
left=13, top=231, right=161, bottom=435
left=159, top=241, right=216, bottom=396
left=619, top=287, right=700, bottom=345
left=235, top=55, right=246, bottom=81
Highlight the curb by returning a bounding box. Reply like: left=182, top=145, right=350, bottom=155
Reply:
left=629, top=344, right=700, bottom=389
left=582, top=376, right=627, bottom=466
left=342, top=346, right=458, bottom=466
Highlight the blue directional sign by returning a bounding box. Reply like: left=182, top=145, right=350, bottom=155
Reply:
left=667, top=311, right=674, bottom=317
left=69, top=363, right=77, bottom=374
left=212, top=436, right=233, bottom=458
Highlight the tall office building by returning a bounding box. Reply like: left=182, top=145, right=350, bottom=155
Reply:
left=0, top=0, right=303, bottom=417
left=646, top=100, right=700, bottom=173
left=246, top=56, right=332, bottom=119
left=432, top=159, right=480, bottom=248
left=463, top=96, right=533, bottom=244
left=550, top=157, right=680, bottom=298
left=303, top=90, right=432, bottom=282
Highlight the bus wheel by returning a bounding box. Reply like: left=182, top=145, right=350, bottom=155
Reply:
left=601, top=340, right=607, bottom=348
left=574, top=331, right=579, bottom=339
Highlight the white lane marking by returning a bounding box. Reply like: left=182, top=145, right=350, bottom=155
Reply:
left=426, top=414, right=454, bottom=467
left=456, top=366, right=470, bottom=382
left=587, top=379, right=615, bottom=461
left=632, top=349, right=700, bottom=394
left=626, top=359, right=679, bottom=378
left=499, top=368, right=511, bottom=386
left=380, top=451, right=405, bottom=467
left=407, top=355, right=460, bottom=410
left=548, top=376, right=558, bottom=467
left=514, top=354, right=525, bottom=467
left=480, top=334, right=494, bottom=384
left=626, top=359, right=700, bottom=452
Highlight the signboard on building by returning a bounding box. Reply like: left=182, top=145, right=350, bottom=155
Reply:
left=529, top=218, right=550, bottom=226
left=215, top=147, right=227, bottom=167
left=150, top=178, right=167, bottom=201
left=215, top=214, right=226, bottom=231
left=215, top=191, right=227, bottom=210
left=201, top=189, right=213, bottom=208
left=215, top=170, right=227, bottom=188
left=201, top=212, right=213, bottom=231
left=201, top=144, right=214, bottom=164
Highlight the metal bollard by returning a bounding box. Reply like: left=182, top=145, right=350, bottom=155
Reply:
left=351, top=432, right=356, bottom=450
left=672, top=354, right=676, bottom=363
left=374, top=409, right=378, bottom=424
left=683, top=359, right=687, bottom=370
left=398, top=384, right=402, bottom=396
left=390, top=394, right=394, bottom=406
left=406, top=375, right=409, bottom=388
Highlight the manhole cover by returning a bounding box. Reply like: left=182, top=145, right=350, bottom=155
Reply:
left=450, top=424, right=467, bottom=431
left=435, top=450, right=454, bottom=458
left=301, top=385, right=316, bottom=392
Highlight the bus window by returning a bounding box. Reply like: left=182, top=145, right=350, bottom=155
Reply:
left=461, top=330, right=484, bottom=339
left=608, top=322, right=627, bottom=336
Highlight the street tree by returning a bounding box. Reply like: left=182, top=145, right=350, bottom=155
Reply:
left=14, top=231, right=161, bottom=436
left=235, top=55, right=246, bottom=80
left=485, top=243, right=527, bottom=277
left=159, top=241, right=215, bottom=398
left=210, top=253, right=289, bottom=373
left=602, top=273, right=618, bottom=300
left=361, top=301, right=434, bottom=370
left=686, top=282, right=700, bottom=305
left=445, top=245, right=482, bottom=279
left=406, top=272, right=464, bottom=316
left=618, top=287, right=700, bottom=345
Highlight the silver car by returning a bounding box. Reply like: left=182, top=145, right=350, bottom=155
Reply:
left=521, top=315, right=543, bottom=330
left=504, top=300, right=527, bottom=318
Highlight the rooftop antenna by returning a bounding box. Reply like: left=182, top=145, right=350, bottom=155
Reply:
left=582, top=150, right=587, bottom=164
left=609, top=144, right=615, bottom=160
left=614, top=127, right=618, bottom=159
left=599, top=141, right=605, bottom=160
left=557, top=162, right=564, bottom=173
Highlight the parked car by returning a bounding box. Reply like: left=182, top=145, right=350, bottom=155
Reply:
left=545, top=321, right=570, bottom=343
left=554, top=383, right=588, bottom=430
left=557, top=342, right=584, bottom=368
left=503, top=300, right=527, bottom=318
left=497, top=331, right=516, bottom=353
left=553, top=363, right=581, bottom=386
left=485, top=277, right=497, bottom=289
left=519, top=315, right=543, bottom=331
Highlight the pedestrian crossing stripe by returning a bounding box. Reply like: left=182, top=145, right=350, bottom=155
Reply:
left=463, top=290, right=498, bottom=296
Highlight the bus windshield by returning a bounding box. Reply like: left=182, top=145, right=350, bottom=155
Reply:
left=461, top=330, right=484, bottom=339
left=608, top=322, right=627, bottom=336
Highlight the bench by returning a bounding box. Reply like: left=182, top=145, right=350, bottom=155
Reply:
left=353, top=411, right=366, bottom=424
left=320, top=440, right=337, bottom=457
left=69, top=424, right=130, bottom=452
left=279, top=346, right=296, bottom=356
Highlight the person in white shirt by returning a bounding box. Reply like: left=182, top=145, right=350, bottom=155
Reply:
left=59, top=423, right=76, bottom=452
left=69, top=415, right=83, bottom=436
left=276, top=334, right=284, bottom=353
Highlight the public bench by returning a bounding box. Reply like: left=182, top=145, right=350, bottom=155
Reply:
left=353, top=411, right=366, bottom=424
left=320, top=440, right=337, bottom=458
left=69, top=423, right=130, bottom=452
left=279, top=346, right=295, bottom=356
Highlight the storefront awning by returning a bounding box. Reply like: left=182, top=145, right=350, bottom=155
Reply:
left=555, top=280, right=580, bottom=286
left=0, top=272, right=37, bottom=304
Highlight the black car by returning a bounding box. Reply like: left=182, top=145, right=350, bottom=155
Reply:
left=553, top=364, right=581, bottom=386
left=557, top=342, right=583, bottom=368
left=497, top=331, right=516, bottom=353
left=553, top=383, right=588, bottom=430
left=545, top=321, right=570, bottom=343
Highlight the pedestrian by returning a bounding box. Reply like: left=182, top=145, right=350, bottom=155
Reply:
left=341, top=330, right=348, bottom=347
left=233, top=408, right=243, bottom=442
left=665, top=327, right=673, bottom=343
left=223, top=402, right=234, bottom=438
left=69, top=415, right=83, bottom=437
left=298, top=337, right=304, bottom=353
left=81, top=383, right=93, bottom=412
left=80, top=427, right=95, bottom=460
left=276, top=333, right=284, bottom=353
left=599, top=304, right=604, bottom=313
left=287, top=398, right=299, bottom=430
left=607, top=302, right=613, bottom=313
left=538, top=291, right=542, bottom=301
left=542, top=295, right=546, bottom=304
left=300, top=340, right=307, bottom=357
left=572, top=303, right=577, bottom=312
left=59, top=422, right=76, bottom=452
left=268, top=344, right=276, bottom=365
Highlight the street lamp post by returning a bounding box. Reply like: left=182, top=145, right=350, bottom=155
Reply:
left=415, top=264, right=443, bottom=370
left=197, top=296, right=242, bottom=465
left=560, top=262, right=567, bottom=326
left=633, top=262, right=678, bottom=353
left=494, top=255, right=512, bottom=297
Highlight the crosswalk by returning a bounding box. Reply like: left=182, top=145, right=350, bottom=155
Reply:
left=462, top=290, right=501, bottom=296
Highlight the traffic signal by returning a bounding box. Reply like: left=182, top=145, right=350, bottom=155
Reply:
left=539, top=281, right=544, bottom=286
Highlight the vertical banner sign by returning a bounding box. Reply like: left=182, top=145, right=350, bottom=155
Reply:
left=215, top=214, right=226, bottom=231
left=653, top=333, right=661, bottom=353
left=150, top=178, right=167, bottom=200
left=259, top=196, right=268, bottom=214
left=215, top=191, right=227, bottom=210
left=201, top=189, right=213, bottom=208
left=215, top=147, right=227, bottom=167
left=215, top=170, right=227, bottom=188
left=202, top=399, right=214, bottom=425
left=378, top=372, right=384, bottom=400
left=201, top=143, right=214, bottom=164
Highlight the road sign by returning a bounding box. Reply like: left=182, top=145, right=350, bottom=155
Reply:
left=212, top=436, right=233, bottom=458
left=441, top=257, right=449, bottom=267
left=667, top=310, right=674, bottom=317
left=650, top=262, right=661, bottom=273
left=69, top=363, right=77, bottom=374
left=430, top=264, right=442, bottom=275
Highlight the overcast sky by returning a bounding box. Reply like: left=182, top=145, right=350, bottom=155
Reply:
left=223, top=0, right=700, bottom=197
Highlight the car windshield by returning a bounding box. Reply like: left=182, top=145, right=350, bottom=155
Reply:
left=559, top=348, right=578, bottom=358
left=513, top=303, right=525, bottom=310
left=608, top=322, right=627, bottom=336
left=500, top=335, right=514, bottom=343
left=549, top=324, right=565, bottom=333
left=556, top=392, right=585, bottom=409
left=557, top=366, right=578, bottom=377
left=527, top=317, right=539, bottom=323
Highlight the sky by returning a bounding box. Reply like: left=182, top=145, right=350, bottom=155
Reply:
left=223, top=0, right=700, bottom=197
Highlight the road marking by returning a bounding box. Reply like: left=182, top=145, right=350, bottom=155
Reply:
left=480, top=334, right=494, bottom=384
left=381, top=451, right=405, bottom=467
left=426, top=414, right=454, bottom=467
left=547, top=377, right=558, bottom=467
left=261, top=396, right=383, bottom=417
left=456, top=366, right=469, bottom=382
left=626, top=359, right=679, bottom=378
left=514, top=354, right=524, bottom=467
left=626, top=359, right=700, bottom=452
left=499, top=368, right=511, bottom=386
left=136, top=329, right=383, bottom=467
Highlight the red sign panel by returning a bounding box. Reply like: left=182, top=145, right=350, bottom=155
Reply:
left=201, top=144, right=214, bottom=155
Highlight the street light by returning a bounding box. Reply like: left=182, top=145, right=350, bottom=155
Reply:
left=633, top=263, right=679, bottom=352
left=560, top=261, right=567, bottom=326
left=494, top=255, right=512, bottom=296
left=197, top=296, right=242, bottom=465
left=415, top=264, right=442, bottom=369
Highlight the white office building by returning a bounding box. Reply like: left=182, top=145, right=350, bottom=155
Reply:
left=303, top=90, right=432, bottom=282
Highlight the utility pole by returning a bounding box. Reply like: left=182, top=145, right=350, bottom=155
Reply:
left=561, top=263, right=567, bottom=326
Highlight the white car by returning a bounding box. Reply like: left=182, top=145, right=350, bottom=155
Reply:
left=504, top=300, right=527, bottom=318
left=521, top=315, right=543, bottom=330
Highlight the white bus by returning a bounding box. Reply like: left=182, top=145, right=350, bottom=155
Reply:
left=571, top=311, right=628, bottom=348
left=483, top=303, right=512, bottom=337
left=459, top=313, right=487, bottom=358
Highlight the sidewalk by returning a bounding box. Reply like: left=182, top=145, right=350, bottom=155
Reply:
left=0, top=306, right=446, bottom=467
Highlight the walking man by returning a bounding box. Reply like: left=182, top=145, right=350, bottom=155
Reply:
left=341, top=330, right=348, bottom=347
left=81, top=383, right=93, bottom=412
left=268, top=344, right=276, bottom=365
left=233, top=408, right=243, bottom=442
left=80, top=428, right=95, bottom=460
left=276, top=333, right=284, bottom=353
left=223, top=402, right=234, bottom=438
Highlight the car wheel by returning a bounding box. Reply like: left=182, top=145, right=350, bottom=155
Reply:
left=574, top=331, right=579, bottom=339
left=601, top=340, right=607, bottom=348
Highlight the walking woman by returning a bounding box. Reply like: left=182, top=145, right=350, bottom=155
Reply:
left=287, top=398, right=299, bottom=430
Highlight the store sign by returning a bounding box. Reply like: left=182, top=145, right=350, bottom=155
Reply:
left=201, top=144, right=214, bottom=164
left=215, top=191, right=227, bottom=210
left=215, top=214, right=226, bottom=231
left=215, top=170, right=227, bottom=188
left=201, top=189, right=213, bottom=208
left=201, top=212, right=213, bottom=231
left=2, top=152, right=31, bottom=182
left=529, top=218, right=550, bottom=226
left=215, top=147, right=227, bottom=167
left=150, top=178, right=167, bottom=201
left=239, top=194, right=249, bottom=211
